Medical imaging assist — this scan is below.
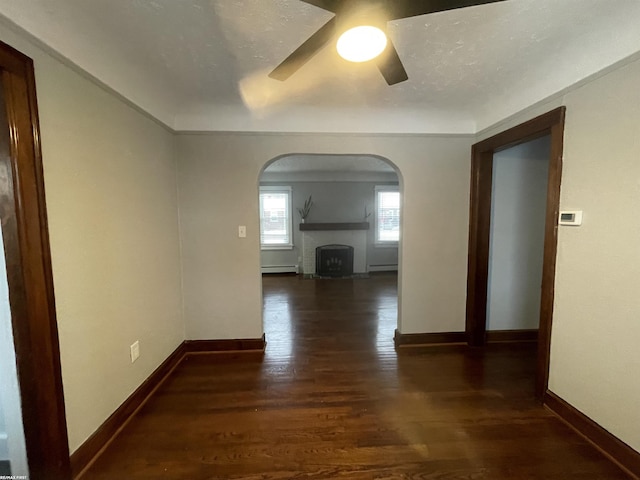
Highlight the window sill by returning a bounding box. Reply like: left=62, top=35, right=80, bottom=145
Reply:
left=261, top=245, right=294, bottom=251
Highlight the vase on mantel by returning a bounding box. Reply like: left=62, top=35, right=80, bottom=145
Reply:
left=301, top=218, right=306, bottom=224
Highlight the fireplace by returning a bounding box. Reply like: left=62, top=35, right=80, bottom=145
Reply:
left=300, top=225, right=368, bottom=276
left=316, top=244, right=354, bottom=277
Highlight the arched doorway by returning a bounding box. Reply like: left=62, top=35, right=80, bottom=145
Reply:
left=257, top=153, right=403, bottom=356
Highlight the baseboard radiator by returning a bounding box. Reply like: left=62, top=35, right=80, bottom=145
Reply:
left=368, top=264, right=398, bottom=272
left=262, top=264, right=397, bottom=274
left=261, top=265, right=298, bottom=274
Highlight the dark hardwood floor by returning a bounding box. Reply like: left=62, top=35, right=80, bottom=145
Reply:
left=82, top=273, right=628, bottom=479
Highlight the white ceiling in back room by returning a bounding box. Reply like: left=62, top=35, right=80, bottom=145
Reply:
left=265, top=154, right=395, bottom=173
left=262, top=154, right=398, bottom=181
left=1, top=0, right=640, bottom=133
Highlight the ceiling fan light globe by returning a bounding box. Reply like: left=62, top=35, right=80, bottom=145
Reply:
left=336, top=26, right=387, bottom=63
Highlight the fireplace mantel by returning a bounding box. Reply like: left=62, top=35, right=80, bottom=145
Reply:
left=299, top=222, right=369, bottom=231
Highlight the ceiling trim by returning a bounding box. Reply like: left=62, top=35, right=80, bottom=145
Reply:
left=476, top=48, right=640, bottom=135
left=0, top=15, right=176, bottom=133
left=176, top=130, right=475, bottom=138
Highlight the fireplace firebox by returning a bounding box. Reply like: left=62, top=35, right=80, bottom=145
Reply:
left=316, top=244, right=354, bottom=277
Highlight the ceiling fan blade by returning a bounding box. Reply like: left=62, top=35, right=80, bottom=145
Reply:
left=376, top=38, right=408, bottom=86
left=299, top=0, right=341, bottom=12
left=269, top=17, right=336, bottom=81
left=385, top=0, right=507, bottom=20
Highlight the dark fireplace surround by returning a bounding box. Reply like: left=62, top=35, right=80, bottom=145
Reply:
left=316, top=244, right=354, bottom=277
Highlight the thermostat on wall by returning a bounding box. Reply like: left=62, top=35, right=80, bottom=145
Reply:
left=559, top=210, right=583, bottom=226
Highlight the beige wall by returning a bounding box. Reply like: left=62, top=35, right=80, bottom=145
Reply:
left=177, top=133, right=473, bottom=339
left=550, top=58, right=640, bottom=451
left=0, top=27, right=184, bottom=452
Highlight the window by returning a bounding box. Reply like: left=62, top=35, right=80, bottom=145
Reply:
left=259, top=186, right=292, bottom=248
left=375, top=186, right=400, bottom=244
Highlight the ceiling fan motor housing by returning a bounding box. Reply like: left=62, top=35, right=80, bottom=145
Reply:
left=269, top=0, right=506, bottom=85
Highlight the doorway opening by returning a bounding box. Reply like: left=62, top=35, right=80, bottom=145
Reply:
left=258, top=153, right=402, bottom=357
left=486, top=135, right=551, bottom=336
left=466, top=107, right=566, bottom=399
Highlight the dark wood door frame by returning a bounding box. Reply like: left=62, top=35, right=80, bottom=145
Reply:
left=0, top=41, right=71, bottom=478
left=465, top=107, right=566, bottom=399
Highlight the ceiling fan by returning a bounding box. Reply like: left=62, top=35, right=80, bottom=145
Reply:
left=269, top=0, right=506, bottom=86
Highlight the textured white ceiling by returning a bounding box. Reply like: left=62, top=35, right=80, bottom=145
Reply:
left=1, top=0, right=640, bottom=132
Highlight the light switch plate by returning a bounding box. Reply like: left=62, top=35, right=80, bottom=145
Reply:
left=130, top=341, right=140, bottom=363
left=238, top=225, right=247, bottom=238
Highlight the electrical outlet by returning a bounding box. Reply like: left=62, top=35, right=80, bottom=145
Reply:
left=238, top=225, right=247, bottom=238
left=130, top=341, right=140, bottom=363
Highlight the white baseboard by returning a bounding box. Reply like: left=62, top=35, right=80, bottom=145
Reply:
left=261, top=265, right=298, bottom=274
left=368, top=264, right=398, bottom=272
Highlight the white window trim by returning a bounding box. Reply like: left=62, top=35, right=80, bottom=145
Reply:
left=374, top=185, right=400, bottom=247
left=259, top=186, right=293, bottom=250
